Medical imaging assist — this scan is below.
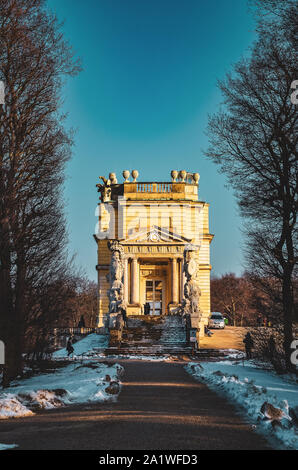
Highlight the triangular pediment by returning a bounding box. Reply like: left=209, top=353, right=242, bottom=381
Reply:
left=121, top=225, right=191, bottom=244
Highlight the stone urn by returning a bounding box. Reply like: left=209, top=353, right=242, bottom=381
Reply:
left=131, top=170, right=139, bottom=182
left=179, top=170, right=187, bottom=182
left=193, top=173, right=200, bottom=184
left=122, top=170, right=130, bottom=183
left=171, top=170, right=178, bottom=182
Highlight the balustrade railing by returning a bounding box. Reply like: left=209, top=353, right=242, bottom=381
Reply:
left=53, top=327, right=96, bottom=336
left=137, top=182, right=173, bottom=193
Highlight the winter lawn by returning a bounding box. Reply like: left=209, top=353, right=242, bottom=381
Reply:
left=52, top=333, right=171, bottom=362
left=0, top=443, right=18, bottom=450
left=53, top=333, right=108, bottom=358
left=186, top=360, right=298, bottom=449
left=0, top=348, right=123, bottom=421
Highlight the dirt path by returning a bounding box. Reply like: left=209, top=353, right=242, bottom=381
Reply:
left=200, top=326, right=247, bottom=350
left=0, top=359, right=270, bottom=450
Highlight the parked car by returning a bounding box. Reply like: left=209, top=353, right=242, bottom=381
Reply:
left=208, top=312, right=225, bottom=329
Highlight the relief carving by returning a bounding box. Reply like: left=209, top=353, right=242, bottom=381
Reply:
left=124, top=245, right=184, bottom=254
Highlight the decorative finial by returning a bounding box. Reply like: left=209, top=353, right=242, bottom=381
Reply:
left=122, top=170, right=130, bottom=183
left=193, top=173, right=200, bottom=184
left=171, top=170, right=178, bottom=182
left=179, top=170, right=186, bottom=182
left=131, top=170, right=139, bottom=182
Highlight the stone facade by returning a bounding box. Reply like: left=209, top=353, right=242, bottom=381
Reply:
left=94, top=170, right=213, bottom=337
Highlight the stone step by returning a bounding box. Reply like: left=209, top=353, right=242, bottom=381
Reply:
left=109, top=314, right=189, bottom=352
left=103, top=347, right=230, bottom=358
left=123, top=334, right=186, bottom=340
left=120, top=341, right=189, bottom=347
left=104, top=348, right=193, bottom=356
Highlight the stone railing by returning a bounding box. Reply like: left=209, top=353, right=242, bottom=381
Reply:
left=137, top=182, right=173, bottom=193
left=53, top=327, right=96, bottom=336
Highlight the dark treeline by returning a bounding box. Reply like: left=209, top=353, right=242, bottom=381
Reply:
left=206, top=0, right=297, bottom=370
left=0, top=0, right=81, bottom=386
left=211, top=273, right=298, bottom=328
left=25, top=277, right=97, bottom=362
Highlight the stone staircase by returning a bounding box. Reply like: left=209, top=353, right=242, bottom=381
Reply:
left=105, top=315, right=193, bottom=356
left=104, top=315, right=237, bottom=359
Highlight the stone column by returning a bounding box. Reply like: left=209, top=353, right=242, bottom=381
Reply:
left=131, top=257, right=139, bottom=304
left=179, top=258, right=185, bottom=303
left=171, top=258, right=178, bottom=304
left=123, top=257, right=129, bottom=304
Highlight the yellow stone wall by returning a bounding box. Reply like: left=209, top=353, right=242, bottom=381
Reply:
left=95, top=181, right=213, bottom=327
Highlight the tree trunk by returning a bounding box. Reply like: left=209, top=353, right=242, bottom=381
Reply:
left=14, top=259, right=26, bottom=377
left=1, top=255, right=26, bottom=386
left=282, top=265, right=294, bottom=371
left=0, top=218, right=16, bottom=387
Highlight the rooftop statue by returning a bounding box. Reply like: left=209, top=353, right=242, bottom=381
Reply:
left=96, top=176, right=112, bottom=202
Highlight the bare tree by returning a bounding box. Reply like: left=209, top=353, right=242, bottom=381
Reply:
left=0, top=0, right=80, bottom=385
left=69, top=279, right=98, bottom=328
left=206, top=0, right=297, bottom=369
left=211, top=273, right=255, bottom=326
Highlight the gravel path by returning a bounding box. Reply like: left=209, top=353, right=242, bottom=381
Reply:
left=0, top=359, right=270, bottom=450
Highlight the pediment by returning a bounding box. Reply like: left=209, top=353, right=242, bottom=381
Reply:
left=121, top=225, right=191, bottom=244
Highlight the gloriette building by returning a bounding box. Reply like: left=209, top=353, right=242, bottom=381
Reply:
left=94, top=170, right=213, bottom=337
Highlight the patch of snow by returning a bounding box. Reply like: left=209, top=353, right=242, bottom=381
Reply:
left=186, top=360, right=298, bottom=450
left=106, top=354, right=169, bottom=362
left=222, top=349, right=245, bottom=360
left=53, top=333, right=108, bottom=358
left=0, top=394, right=34, bottom=419
left=0, top=443, right=18, bottom=451
left=0, top=361, right=123, bottom=420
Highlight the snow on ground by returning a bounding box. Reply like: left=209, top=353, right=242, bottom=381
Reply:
left=222, top=349, right=245, bottom=360
left=0, top=360, right=123, bottom=420
left=107, top=354, right=170, bottom=361
left=0, top=443, right=18, bottom=451
left=186, top=360, right=298, bottom=449
left=52, top=333, right=170, bottom=362
left=53, top=333, right=108, bottom=359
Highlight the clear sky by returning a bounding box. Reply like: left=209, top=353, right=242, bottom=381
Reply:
left=47, top=0, right=256, bottom=281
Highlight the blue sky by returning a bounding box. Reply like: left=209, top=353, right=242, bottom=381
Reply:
left=47, top=0, right=256, bottom=281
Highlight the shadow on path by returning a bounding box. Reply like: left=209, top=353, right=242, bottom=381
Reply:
left=0, top=359, right=270, bottom=450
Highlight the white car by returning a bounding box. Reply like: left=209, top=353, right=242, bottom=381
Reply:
left=208, top=312, right=225, bottom=329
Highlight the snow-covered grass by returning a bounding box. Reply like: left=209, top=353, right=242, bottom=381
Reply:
left=186, top=360, right=298, bottom=450
left=0, top=443, right=18, bottom=451
left=0, top=360, right=123, bottom=420
left=223, top=349, right=245, bottom=360
left=52, top=333, right=172, bottom=362
left=53, top=333, right=108, bottom=359
left=106, top=354, right=170, bottom=361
